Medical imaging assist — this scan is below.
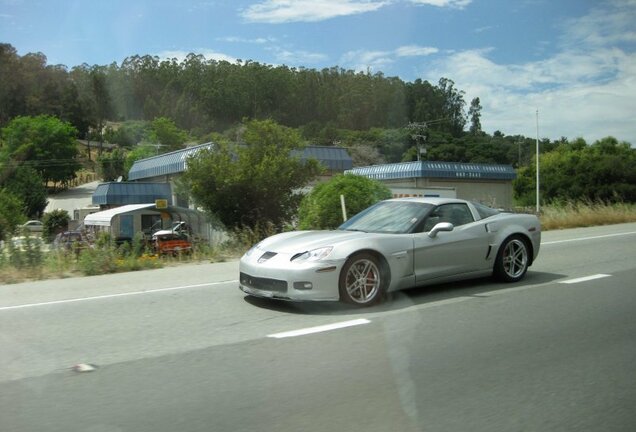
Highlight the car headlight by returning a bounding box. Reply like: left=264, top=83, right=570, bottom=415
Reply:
left=290, top=246, right=333, bottom=263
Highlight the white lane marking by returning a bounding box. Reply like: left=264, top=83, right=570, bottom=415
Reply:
left=267, top=318, right=371, bottom=339
left=542, top=231, right=636, bottom=245
left=0, top=280, right=238, bottom=311
left=559, top=274, right=611, bottom=284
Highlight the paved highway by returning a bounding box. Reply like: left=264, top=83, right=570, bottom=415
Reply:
left=1, top=223, right=635, bottom=431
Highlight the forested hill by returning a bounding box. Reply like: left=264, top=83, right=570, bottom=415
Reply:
left=2, top=42, right=634, bottom=206
left=0, top=42, right=468, bottom=139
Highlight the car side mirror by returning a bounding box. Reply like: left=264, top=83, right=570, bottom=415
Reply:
left=428, top=222, right=454, bottom=238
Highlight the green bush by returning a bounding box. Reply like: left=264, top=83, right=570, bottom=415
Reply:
left=514, top=137, right=636, bottom=206
left=0, top=189, right=25, bottom=241
left=2, top=236, right=44, bottom=269
left=298, top=174, right=392, bottom=230
left=42, top=209, right=71, bottom=241
left=77, top=232, right=161, bottom=276
left=77, top=246, right=118, bottom=276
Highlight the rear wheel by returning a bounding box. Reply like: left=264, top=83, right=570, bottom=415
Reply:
left=339, top=253, right=386, bottom=306
left=494, top=236, right=529, bottom=282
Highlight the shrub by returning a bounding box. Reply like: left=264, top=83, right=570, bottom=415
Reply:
left=77, top=246, right=118, bottom=276
left=42, top=209, right=70, bottom=241
left=298, top=174, right=392, bottom=229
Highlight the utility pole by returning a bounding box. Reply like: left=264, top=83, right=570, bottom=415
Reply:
left=407, top=122, right=427, bottom=161
left=535, top=109, right=540, bottom=213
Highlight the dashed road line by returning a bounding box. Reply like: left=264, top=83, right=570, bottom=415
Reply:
left=542, top=231, right=636, bottom=245
left=267, top=318, right=371, bottom=339
left=559, top=274, right=611, bottom=284
left=0, top=280, right=238, bottom=311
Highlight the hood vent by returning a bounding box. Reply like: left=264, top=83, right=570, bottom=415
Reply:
left=258, top=251, right=277, bottom=263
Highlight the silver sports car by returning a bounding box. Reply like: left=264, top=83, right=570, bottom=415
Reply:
left=239, top=198, right=541, bottom=306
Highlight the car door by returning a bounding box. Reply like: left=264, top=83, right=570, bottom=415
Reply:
left=413, top=203, right=491, bottom=283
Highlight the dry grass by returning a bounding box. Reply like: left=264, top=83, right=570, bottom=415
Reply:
left=540, top=201, right=636, bottom=231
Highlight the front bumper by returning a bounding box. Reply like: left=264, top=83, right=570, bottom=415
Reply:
left=238, top=253, right=344, bottom=302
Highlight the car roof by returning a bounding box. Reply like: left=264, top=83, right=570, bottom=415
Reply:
left=386, top=197, right=470, bottom=206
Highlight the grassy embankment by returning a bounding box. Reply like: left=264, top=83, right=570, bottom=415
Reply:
left=538, top=201, right=636, bottom=230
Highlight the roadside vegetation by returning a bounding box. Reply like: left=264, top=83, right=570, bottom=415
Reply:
left=539, top=201, right=636, bottom=231
left=2, top=199, right=635, bottom=285
left=0, top=232, right=230, bottom=284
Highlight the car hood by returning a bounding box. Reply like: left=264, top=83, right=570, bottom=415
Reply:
left=256, top=230, right=368, bottom=254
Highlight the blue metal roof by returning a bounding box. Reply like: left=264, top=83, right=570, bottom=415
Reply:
left=346, top=161, right=516, bottom=181
left=128, top=143, right=352, bottom=180
left=128, top=143, right=214, bottom=181
left=291, top=146, right=353, bottom=171
left=92, top=182, right=173, bottom=206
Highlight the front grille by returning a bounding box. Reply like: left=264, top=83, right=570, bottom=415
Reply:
left=240, top=272, right=288, bottom=293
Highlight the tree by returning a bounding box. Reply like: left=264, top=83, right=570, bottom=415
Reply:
left=468, top=97, right=482, bottom=134
left=149, top=117, right=188, bottom=152
left=89, top=66, right=113, bottom=155
left=297, top=174, right=392, bottom=229
left=0, top=115, right=80, bottom=187
left=2, top=166, right=47, bottom=217
left=181, top=119, right=322, bottom=230
left=514, top=136, right=636, bottom=205
left=124, top=145, right=156, bottom=175
left=42, top=209, right=70, bottom=241
left=437, top=78, right=466, bottom=136
left=0, top=189, right=25, bottom=240
left=347, top=143, right=386, bottom=166
left=104, top=120, right=150, bottom=147
left=97, top=148, right=126, bottom=181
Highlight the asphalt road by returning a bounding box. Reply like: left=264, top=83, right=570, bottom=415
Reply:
left=1, top=223, right=635, bottom=432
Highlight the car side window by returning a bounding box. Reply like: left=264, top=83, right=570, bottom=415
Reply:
left=421, top=204, right=475, bottom=232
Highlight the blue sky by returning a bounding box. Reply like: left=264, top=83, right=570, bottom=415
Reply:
left=2, top=0, right=635, bottom=145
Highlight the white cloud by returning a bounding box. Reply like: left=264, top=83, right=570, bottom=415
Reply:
left=340, top=49, right=395, bottom=72
left=560, top=0, right=636, bottom=48
left=408, top=0, right=472, bottom=9
left=269, top=47, right=328, bottom=64
left=396, top=45, right=438, bottom=57
left=241, top=0, right=389, bottom=23
left=474, top=25, right=494, bottom=34
left=424, top=2, right=636, bottom=145
left=157, top=49, right=237, bottom=63
left=217, top=36, right=273, bottom=44
left=341, top=45, right=439, bottom=72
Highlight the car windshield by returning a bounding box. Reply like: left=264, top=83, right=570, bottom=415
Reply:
left=339, top=201, right=433, bottom=234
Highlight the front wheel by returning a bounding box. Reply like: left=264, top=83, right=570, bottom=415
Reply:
left=339, top=253, right=387, bottom=306
left=494, top=236, right=530, bottom=282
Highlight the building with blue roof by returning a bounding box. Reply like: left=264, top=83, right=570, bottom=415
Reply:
left=127, top=143, right=215, bottom=182
left=347, top=160, right=517, bottom=209
left=123, top=143, right=352, bottom=206
left=92, top=182, right=172, bottom=208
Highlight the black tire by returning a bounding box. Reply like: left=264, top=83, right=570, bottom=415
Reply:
left=494, top=235, right=530, bottom=282
left=339, top=253, right=387, bottom=306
